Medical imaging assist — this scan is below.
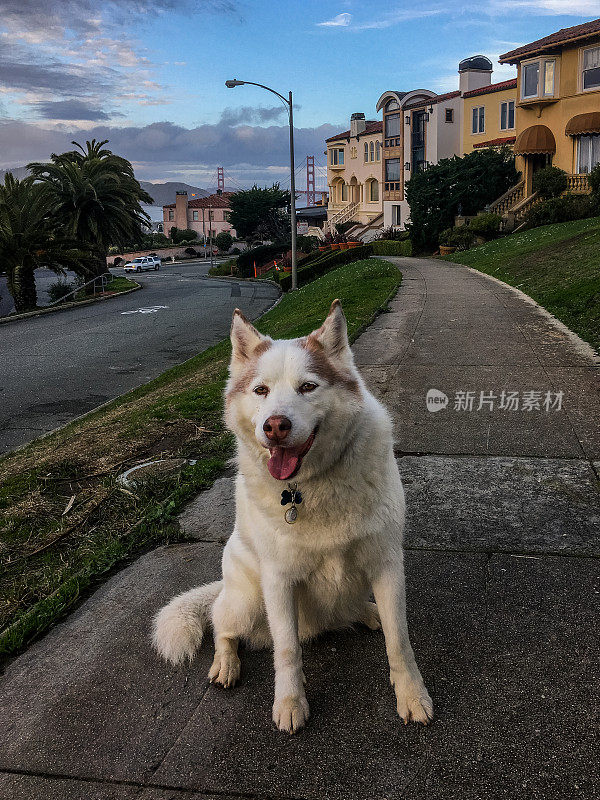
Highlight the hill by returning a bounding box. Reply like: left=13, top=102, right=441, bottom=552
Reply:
left=139, top=181, right=210, bottom=206
left=443, top=217, right=600, bottom=352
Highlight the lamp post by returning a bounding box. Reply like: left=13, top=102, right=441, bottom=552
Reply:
left=226, top=79, right=298, bottom=290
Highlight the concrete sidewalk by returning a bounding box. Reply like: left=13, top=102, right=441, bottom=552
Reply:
left=1, top=257, right=598, bottom=800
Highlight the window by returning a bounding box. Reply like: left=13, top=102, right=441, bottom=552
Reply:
left=392, top=205, right=401, bottom=226
left=375, top=141, right=381, bottom=161
left=577, top=134, right=600, bottom=173
left=521, top=59, right=556, bottom=99
left=445, top=108, right=454, bottom=123
left=369, top=141, right=374, bottom=162
left=341, top=183, right=349, bottom=201
left=168, top=210, right=174, bottom=220
left=385, top=158, right=401, bottom=181
left=472, top=106, right=485, bottom=134
left=543, top=61, right=555, bottom=96
left=500, top=100, right=515, bottom=130
left=368, top=180, right=379, bottom=202
left=364, top=142, right=369, bottom=162
left=582, top=46, right=600, bottom=90
left=192, top=210, right=199, bottom=221
left=330, top=148, right=344, bottom=165
left=522, top=62, right=539, bottom=98
left=385, top=113, right=401, bottom=139
left=350, top=146, right=357, bottom=159
left=385, top=98, right=400, bottom=111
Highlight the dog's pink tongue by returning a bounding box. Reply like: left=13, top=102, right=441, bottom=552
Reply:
left=268, top=447, right=300, bottom=480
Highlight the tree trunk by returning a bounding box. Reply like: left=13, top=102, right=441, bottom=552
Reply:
left=84, top=252, right=108, bottom=295
left=9, top=265, right=38, bottom=313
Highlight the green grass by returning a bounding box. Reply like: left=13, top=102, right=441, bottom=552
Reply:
left=0, top=258, right=400, bottom=659
left=104, top=276, right=138, bottom=293
left=443, top=217, right=600, bottom=352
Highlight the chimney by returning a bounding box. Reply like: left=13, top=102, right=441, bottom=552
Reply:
left=175, top=191, right=188, bottom=229
left=350, top=112, right=366, bottom=137
left=459, top=55, right=493, bottom=94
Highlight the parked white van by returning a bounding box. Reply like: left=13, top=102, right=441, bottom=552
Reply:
left=124, top=256, right=161, bottom=272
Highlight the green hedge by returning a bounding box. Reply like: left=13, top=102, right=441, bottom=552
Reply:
left=370, top=240, right=412, bottom=256
left=278, top=245, right=373, bottom=291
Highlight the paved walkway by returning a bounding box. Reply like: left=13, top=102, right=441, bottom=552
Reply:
left=1, top=258, right=598, bottom=800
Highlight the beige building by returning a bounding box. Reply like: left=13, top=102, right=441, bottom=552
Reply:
left=163, top=191, right=236, bottom=240
left=325, top=113, right=383, bottom=238
left=489, top=17, right=600, bottom=227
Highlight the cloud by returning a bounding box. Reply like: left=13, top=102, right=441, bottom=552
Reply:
left=0, top=118, right=341, bottom=184
left=353, top=8, right=443, bottom=29
left=219, top=105, right=288, bottom=125
left=317, top=12, right=352, bottom=26
left=31, top=99, right=124, bottom=120
left=497, top=0, right=600, bottom=12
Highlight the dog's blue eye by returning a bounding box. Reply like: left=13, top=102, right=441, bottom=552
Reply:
left=299, top=382, right=318, bottom=394
left=254, top=385, right=269, bottom=396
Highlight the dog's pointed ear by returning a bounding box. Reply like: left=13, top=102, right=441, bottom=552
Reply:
left=308, top=299, right=349, bottom=357
left=230, top=308, right=269, bottom=364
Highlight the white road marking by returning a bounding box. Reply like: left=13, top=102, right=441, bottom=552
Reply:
left=121, top=306, right=169, bottom=315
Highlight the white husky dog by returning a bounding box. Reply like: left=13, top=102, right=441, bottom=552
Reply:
left=153, top=300, right=432, bottom=733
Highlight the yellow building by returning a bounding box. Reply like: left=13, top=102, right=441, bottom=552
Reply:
left=494, top=17, right=600, bottom=220
left=462, top=79, right=517, bottom=153
left=326, top=113, right=383, bottom=237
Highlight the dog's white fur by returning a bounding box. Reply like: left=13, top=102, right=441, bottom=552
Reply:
left=153, top=301, right=432, bottom=732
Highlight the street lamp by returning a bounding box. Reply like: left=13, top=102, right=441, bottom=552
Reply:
left=226, top=78, right=298, bottom=291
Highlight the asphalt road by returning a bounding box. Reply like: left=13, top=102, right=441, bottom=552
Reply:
left=0, top=261, right=279, bottom=454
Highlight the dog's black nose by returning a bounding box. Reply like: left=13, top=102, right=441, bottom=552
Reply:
left=263, top=416, right=292, bottom=442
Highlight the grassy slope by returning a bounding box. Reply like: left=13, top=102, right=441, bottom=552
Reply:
left=443, top=217, right=600, bottom=352
left=0, top=258, right=400, bottom=658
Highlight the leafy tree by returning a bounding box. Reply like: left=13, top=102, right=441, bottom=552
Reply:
left=0, top=173, right=88, bottom=313
left=227, top=184, right=291, bottom=240
left=28, top=139, right=152, bottom=281
left=215, top=230, right=233, bottom=252
left=405, top=147, right=518, bottom=251
left=169, top=226, right=197, bottom=244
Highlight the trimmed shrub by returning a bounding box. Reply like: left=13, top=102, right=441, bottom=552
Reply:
left=112, top=257, right=123, bottom=267
left=371, top=240, right=412, bottom=256
left=47, top=280, right=76, bottom=302
left=278, top=245, right=373, bottom=292
left=378, top=226, right=410, bottom=241
left=468, top=213, right=502, bottom=240
left=237, top=242, right=290, bottom=277
left=184, top=247, right=197, bottom=256
left=525, top=194, right=598, bottom=228
left=215, top=231, right=233, bottom=252
left=533, top=166, right=568, bottom=199
left=588, top=163, right=600, bottom=199
left=439, top=226, right=475, bottom=250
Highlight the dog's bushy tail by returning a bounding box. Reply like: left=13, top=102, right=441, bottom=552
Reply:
left=152, top=580, right=222, bottom=665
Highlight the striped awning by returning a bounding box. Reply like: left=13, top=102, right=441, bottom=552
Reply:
left=565, top=113, right=600, bottom=136
left=514, top=125, right=556, bottom=155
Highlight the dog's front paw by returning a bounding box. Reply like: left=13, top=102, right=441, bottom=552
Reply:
left=273, top=694, right=310, bottom=734
left=209, top=651, right=241, bottom=688
left=391, top=670, right=433, bottom=725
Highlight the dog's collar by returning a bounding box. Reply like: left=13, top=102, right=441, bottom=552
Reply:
left=281, top=482, right=302, bottom=524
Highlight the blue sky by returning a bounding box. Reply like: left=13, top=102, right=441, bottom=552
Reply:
left=0, top=0, right=599, bottom=189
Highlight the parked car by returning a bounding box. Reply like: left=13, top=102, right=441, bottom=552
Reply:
left=123, top=256, right=160, bottom=272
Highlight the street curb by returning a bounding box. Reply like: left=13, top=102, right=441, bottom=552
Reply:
left=0, top=282, right=142, bottom=326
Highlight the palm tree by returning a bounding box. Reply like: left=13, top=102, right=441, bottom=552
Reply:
left=28, top=140, right=153, bottom=281
left=0, top=173, right=88, bottom=313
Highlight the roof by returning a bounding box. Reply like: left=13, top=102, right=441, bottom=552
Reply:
left=404, top=90, right=461, bottom=109
left=499, top=18, right=600, bottom=63
left=295, top=206, right=328, bottom=219
left=473, top=136, right=516, bottom=149
left=163, top=191, right=235, bottom=210
left=463, top=79, right=517, bottom=98
left=326, top=121, right=382, bottom=143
